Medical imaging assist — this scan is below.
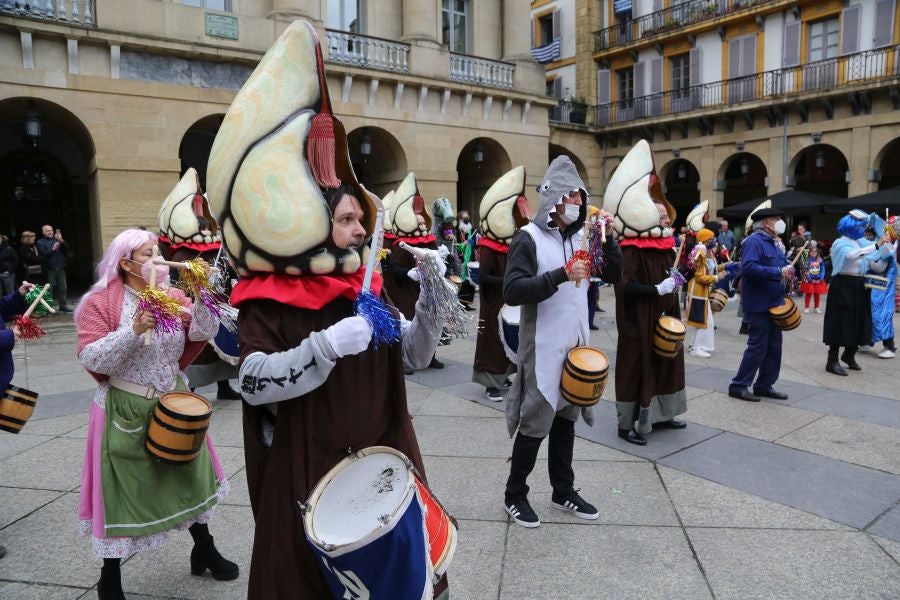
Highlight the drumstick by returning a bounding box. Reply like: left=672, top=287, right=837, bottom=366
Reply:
left=144, top=246, right=158, bottom=346
left=362, top=208, right=385, bottom=294
left=575, top=221, right=590, bottom=288
left=790, top=240, right=810, bottom=267
left=22, top=284, right=50, bottom=319
left=39, top=297, right=56, bottom=313
left=152, top=257, right=220, bottom=273
left=672, top=234, right=686, bottom=271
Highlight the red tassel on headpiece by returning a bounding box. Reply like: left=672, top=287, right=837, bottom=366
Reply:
left=192, top=191, right=205, bottom=218
left=308, top=44, right=341, bottom=189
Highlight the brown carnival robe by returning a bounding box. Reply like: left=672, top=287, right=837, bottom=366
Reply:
left=473, top=243, right=514, bottom=385
left=613, top=244, right=687, bottom=430
left=384, top=237, right=438, bottom=320
left=238, top=297, right=445, bottom=599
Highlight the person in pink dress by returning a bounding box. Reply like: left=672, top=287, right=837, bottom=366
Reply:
left=74, top=228, right=237, bottom=599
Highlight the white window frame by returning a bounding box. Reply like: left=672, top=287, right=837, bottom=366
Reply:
left=443, top=0, right=469, bottom=54
left=327, top=0, right=363, bottom=33
left=179, top=0, right=232, bottom=12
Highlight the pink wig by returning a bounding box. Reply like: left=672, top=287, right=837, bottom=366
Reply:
left=74, top=229, right=157, bottom=322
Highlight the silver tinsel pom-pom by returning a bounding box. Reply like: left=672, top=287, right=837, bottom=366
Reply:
left=416, top=252, right=469, bottom=339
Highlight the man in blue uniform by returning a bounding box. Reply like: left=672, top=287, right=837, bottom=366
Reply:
left=728, top=207, right=793, bottom=402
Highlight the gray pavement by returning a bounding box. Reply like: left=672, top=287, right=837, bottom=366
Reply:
left=1, top=291, right=899, bottom=599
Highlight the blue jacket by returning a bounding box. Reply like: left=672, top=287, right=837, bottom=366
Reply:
left=740, top=230, right=788, bottom=313
left=1, top=291, right=28, bottom=391
left=36, top=236, right=67, bottom=271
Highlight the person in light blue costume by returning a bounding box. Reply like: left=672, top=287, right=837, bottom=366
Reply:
left=823, top=211, right=891, bottom=375
left=859, top=214, right=898, bottom=359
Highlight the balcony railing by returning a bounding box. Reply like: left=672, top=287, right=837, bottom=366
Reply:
left=0, top=0, right=94, bottom=26
left=326, top=29, right=410, bottom=74
left=594, top=0, right=776, bottom=52
left=449, top=52, right=515, bottom=89
left=592, top=45, right=900, bottom=126
left=549, top=100, right=590, bottom=125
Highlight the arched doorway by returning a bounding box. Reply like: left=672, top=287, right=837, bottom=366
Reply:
left=457, top=138, right=512, bottom=222
left=661, top=159, right=700, bottom=229
left=877, top=138, right=900, bottom=190
left=721, top=152, right=767, bottom=207
left=792, top=144, right=848, bottom=198
left=347, top=127, right=408, bottom=198
left=179, top=114, right=224, bottom=189
left=549, top=144, right=589, bottom=193
left=0, top=98, right=96, bottom=290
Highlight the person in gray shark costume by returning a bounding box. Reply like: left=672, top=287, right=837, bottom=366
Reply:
left=501, top=156, right=622, bottom=528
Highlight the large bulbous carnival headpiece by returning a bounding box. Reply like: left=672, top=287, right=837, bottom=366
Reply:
left=158, top=167, right=220, bottom=244
left=391, top=173, right=432, bottom=237
left=206, top=20, right=375, bottom=277
left=746, top=199, right=771, bottom=231
left=479, top=166, right=531, bottom=244
left=602, top=139, right=675, bottom=238
left=381, top=189, right=396, bottom=233
left=685, top=200, right=709, bottom=233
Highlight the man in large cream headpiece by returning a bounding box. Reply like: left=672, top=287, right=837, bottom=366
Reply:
left=604, top=139, right=688, bottom=446
left=206, top=21, right=447, bottom=599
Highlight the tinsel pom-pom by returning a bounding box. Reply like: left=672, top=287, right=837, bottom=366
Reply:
left=14, top=315, right=45, bottom=340
left=416, top=252, right=468, bottom=338
left=668, top=268, right=686, bottom=288
left=354, top=291, right=401, bottom=349
left=138, top=287, right=184, bottom=336
left=565, top=250, right=592, bottom=274
left=178, top=258, right=212, bottom=299
left=25, top=288, right=55, bottom=317
left=687, top=244, right=705, bottom=269
left=587, top=225, right=606, bottom=275
left=376, top=248, right=391, bottom=263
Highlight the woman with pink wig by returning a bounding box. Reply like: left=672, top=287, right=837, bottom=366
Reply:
left=74, top=229, right=237, bottom=599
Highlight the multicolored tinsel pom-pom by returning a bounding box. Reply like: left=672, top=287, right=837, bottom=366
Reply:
left=354, top=291, right=401, bottom=349
left=669, top=268, right=686, bottom=288
left=587, top=224, right=606, bottom=275
left=14, top=315, right=45, bottom=340
left=416, top=251, right=468, bottom=338
left=24, top=287, right=54, bottom=317
left=138, top=287, right=184, bottom=336
left=179, top=258, right=232, bottom=323
left=687, top=244, right=705, bottom=269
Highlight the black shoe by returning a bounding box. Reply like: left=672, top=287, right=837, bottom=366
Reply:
left=617, top=428, right=647, bottom=446
left=754, top=389, right=789, bottom=400
left=505, top=498, right=540, bottom=528
left=597, top=307, right=606, bottom=313
left=589, top=323, right=599, bottom=331
left=59, top=307, right=74, bottom=313
left=655, top=418, right=687, bottom=429
left=428, top=357, right=444, bottom=369
left=484, top=387, right=503, bottom=402
left=840, top=353, right=861, bottom=370
left=216, top=384, right=242, bottom=401
left=501, top=378, right=513, bottom=388
left=190, top=535, right=239, bottom=581
left=462, top=303, right=476, bottom=312
left=97, top=565, right=125, bottom=600
left=739, top=322, right=750, bottom=335
left=826, top=362, right=848, bottom=376
left=551, top=488, right=599, bottom=520
left=404, top=367, right=414, bottom=375
left=728, top=389, right=761, bottom=402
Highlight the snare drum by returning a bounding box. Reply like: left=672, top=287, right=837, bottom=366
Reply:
left=145, top=391, right=212, bottom=465
left=210, top=322, right=240, bottom=366
left=709, top=288, right=728, bottom=313
left=467, top=261, right=480, bottom=285
left=0, top=386, right=39, bottom=434
left=499, top=304, right=520, bottom=362
left=865, top=274, right=889, bottom=292
left=302, top=446, right=457, bottom=599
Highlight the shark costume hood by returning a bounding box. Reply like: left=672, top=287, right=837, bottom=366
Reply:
left=534, top=156, right=588, bottom=234
left=479, top=165, right=531, bottom=245
left=205, top=20, right=375, bottom=277
left=391, top=172, right=432, bottom=237
left=685, top=200, right=709, bottom=233
left=603, top=139, right=675, bottom=239
left=158, top=167, right=220, bottom=245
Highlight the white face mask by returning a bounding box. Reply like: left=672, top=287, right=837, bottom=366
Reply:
left=774, top=219, right=786, bottom=235
left=556, top=203, right=581, bottom=226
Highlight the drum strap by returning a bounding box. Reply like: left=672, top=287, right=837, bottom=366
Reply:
left=109, top=377, right=168, bottom=400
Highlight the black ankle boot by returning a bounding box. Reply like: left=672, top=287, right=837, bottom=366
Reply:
left=97, top=559, right=125, bottom=600
left=826, top=348, right=847, bottom=376
left=840, top=350, right=861, bottom=370
left=189, top=525, right=239, bottom=581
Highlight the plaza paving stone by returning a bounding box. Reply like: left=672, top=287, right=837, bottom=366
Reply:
left=0, top=486, right=65, bottom=529
left=681, top=392, right=825, bottom=442
left=791, top=388, right=900, bottom=429
left=869, top=503, right=900, bottom=543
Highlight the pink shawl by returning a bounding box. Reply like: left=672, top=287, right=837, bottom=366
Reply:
left=76, top=277, right=208, bottom=383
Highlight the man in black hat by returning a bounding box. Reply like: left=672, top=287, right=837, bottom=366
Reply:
left=728, top=207, right=793, bottom=402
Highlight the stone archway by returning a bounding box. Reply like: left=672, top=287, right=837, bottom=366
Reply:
left=179, top=114, right=225, bottom=190
left=660, top=158, right=700, bottom=229
left=875, top=137, right=900, bottom=190
left=791, top=144, right=849, bottom=198
left=347, top=126, right=408, bottom=198
left=456, top=137, right=512, bottom=222
left=720, top=152, right=767, bottom=207
left=0, top=97, right=96, bottom=289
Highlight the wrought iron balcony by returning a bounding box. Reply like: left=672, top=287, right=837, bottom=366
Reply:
left=449, top=52, right=515, bottom=89
left=549, top=100, right=590, bottom=125
left=591, top=44, right=900, bottom=126
left=594, top=0, right=777, bottom=52
left=0, top=0, right=94, bottom=26
left=326, top=29, right=410, bottom=74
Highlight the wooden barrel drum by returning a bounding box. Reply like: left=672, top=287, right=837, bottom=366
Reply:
left=709, top=288, right=728, bottom=313
left=560, top=347, right=609, bottom=407
left=0, top=386, right=39, bottom=434
left=769, top=297, right=801, bottom=331
left=146, top=391, right=212, bottom=465
left=652, top=316, right=686, bottom=359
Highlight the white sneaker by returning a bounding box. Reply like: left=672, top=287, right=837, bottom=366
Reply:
left=690, top=348, right=712, bottom=358
left=803, top=308, right=810, bottom=314
left=878, top=348, right=896, bottom=359
left=815, top=308, right=822, bottom=314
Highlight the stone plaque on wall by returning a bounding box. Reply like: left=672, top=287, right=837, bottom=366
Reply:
left=205, top=13, right=239, bottom=40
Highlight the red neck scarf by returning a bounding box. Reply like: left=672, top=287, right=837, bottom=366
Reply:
left=158, top=235, right=222, bottom=254
left=230, top=268, right=383, bottom=310
left=620, top=237, right=676, bottom=250
left=477, top=237, right=510, bottom=254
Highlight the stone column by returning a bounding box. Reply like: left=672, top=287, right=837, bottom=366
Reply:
left=849, top=126, right=873, bottom=196
left=502, top=0, right=545, bottom=96
left=268, top=0, right=325, bottom=43
left=401, top=0, right=439, bottom=44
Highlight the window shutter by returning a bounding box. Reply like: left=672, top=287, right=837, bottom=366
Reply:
left=597, top=69, right=611, bottom=104
left=873, top=0, right=896, bottom=48
left=690, top=47, right=701, bottom=85
left=634, top=61, right=645, bottom=97
left=531, top=19, right=535, bottom=49
left=552, top=9, right=560, bottom=41
left=742, top=34, right=757, bottom=76
left=650, top=57, right=662, bottom=93
left=728, top=38, right=742, bottom=78
left=783, top=21, right=801, bottom=67
left=553, top=78, right=563, bottom=99
left=841, top=5, right=862, bottom=55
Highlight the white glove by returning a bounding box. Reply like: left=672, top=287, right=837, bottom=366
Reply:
left=407, top=268, right=421, bottom=282
left=655, top=277, right=677, bottom=295
left=322, top=316, right=372, bottom=358
left=437, top=245, right=450, bottom=260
